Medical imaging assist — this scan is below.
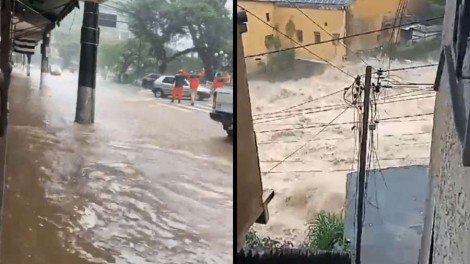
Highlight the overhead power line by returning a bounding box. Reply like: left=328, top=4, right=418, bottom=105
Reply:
left=254, top=92, right=435, bottom=124
left=381, top=63, right=439, bottom=73
left=237, top=4, right=356, bottom=79
left=243, top=15, right=443, bottom=58
left=254, top=87, right=349, bottom=117
left=256, top=112, right=433, bottom=134
left=263, top=107, right=352, bottom=174
left=257, top=131, right=432, bottom=145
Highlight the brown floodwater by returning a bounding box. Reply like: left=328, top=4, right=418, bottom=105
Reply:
left=0, top=68, right=233, bottom=263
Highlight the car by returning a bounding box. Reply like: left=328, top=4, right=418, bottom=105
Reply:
left=50, top=65, right=62, bottom=76
left=141, top=73, right=161, bottom=89
left=152, top=75, right=211, bottom=100
left=210, top=85, right=233, bottom=137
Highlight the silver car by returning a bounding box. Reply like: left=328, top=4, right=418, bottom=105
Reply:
left=152, top=75, right=211, bottom=100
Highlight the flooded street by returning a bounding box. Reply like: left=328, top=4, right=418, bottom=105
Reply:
left=0, top=68, right=233, bottom=263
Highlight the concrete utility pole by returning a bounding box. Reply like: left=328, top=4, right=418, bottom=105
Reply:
left=40, top=33, right=50, bottom=88
left=75, top=1, right=99, bottom=124
left=26, top=54, right=31, bottom=77
left=0, top=0, right=13, bottom=137
left=355, top=65, right=372, bottom=264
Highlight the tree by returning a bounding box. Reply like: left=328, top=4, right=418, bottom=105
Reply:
left=120, top=0, right=197, bottom=73
left=53, top=31, right=80, bottom=68
left=176, top=0, right=232, bottom=80
left=98, top=42, right=126, bottom=71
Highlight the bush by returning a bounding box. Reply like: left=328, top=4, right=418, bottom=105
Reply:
left=261, top=35, right=296, bottom=74
left=307, top=211, right=346, bottom=251
left=244, top=229, right=294, bottom=250
left=266, top=50, right=296, bottom=74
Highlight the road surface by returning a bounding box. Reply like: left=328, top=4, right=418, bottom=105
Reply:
left=0, top=68, right=233, bottom=263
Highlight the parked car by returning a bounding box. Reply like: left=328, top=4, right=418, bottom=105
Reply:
left=50, top=65, right=62, bottom=76
left=141, top=73, right=161, bottom=89
left=152, top=75, right=211, bottom=100
left=210, top=85, right=233, bottom=137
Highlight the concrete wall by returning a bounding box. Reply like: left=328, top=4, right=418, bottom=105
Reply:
left=419, top=0, right=470, bottom=263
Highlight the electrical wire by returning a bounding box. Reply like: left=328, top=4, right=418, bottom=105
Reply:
left=254, top=92, right=435, bottom=124
left=256, top=112, right=433, bottom=134
left=255, top=84, right=433, bottom=119
left=263, top=107, right=351, bottom=174
left=253, top=88, right=348, bottom=117
left=243, top=15, right=443, bottom=58
left=238, top=4, right=356, bottom=79
left=381, top=63, right=439, bottom=73
left=285, top=0, right=371, bottom=68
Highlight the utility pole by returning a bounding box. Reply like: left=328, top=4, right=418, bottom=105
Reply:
left=75, top=1, right=99, bottom=124
left=26, top=54, right=31, bottom=77
left=0, top=0, right=13, bottom=137
left=40, top=32, right=50, bottom=89
left=355, top=65, right=372, bottom=264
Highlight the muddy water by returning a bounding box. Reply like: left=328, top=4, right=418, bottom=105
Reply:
left=1, top=69, right=233, bottom=263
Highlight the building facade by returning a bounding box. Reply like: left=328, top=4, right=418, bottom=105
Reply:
left=238, top=0, right=348, bottom=74
left=239, top=0, right=425, bottom=74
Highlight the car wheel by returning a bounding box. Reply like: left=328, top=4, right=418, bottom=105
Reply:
left=153, top=88, right=164, bottom=98
left=196, top=93, right=207, bottom=101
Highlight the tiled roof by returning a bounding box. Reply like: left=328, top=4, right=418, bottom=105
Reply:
left=259, top=0, right=352, bottom=6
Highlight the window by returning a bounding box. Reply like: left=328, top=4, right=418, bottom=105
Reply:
left=265, top=34, right=274, bottom=49
left=314, top=31, right=321, bottom=43
left=266, top=13, right=270, bottom=22
left=296, top=30, right=304, bottom=42
left=163, top=77, right=174, bottom=84
left=332, top=33, right=340, bottom=45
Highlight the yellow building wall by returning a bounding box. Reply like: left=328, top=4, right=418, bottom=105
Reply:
left=274, top=6, right=347, bottom=64
left=238, top=1, right=276, bottom=74
left=238, top=1, right=347, bottom=74
left=347, top=0, right=424, bottom=51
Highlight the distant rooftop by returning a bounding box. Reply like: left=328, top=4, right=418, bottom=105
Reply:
left=257, top=0, right=352, bottom=6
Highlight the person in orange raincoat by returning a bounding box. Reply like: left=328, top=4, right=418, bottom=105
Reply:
left=172, top=71, right=186, bottom=104
left=211, top=72, right=231, bottom=109
left=211, top=72, right=230, bottom=91
left=180, top=68, right=205, bottom=106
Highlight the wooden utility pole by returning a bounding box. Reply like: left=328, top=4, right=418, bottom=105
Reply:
left=75, top=2, right=99, bottom=124
left=355, top=65, right=372, bottom=264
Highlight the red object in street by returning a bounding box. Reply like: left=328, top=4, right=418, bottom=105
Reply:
left=172, top=87, right=183, bottom=101
left=212, top=74, right=230, bottom=89
left=181, top=69, right=205, bottom=89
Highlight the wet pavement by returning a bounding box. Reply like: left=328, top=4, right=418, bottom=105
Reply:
left=0, top=68, right=233, bottom=263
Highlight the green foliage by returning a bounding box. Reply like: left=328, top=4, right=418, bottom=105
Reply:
left=122, top=0, right=232, bottom=80
left=244, top=229, right=294, bottom=250
left=260, top=36, right=296, bottom=74
left=266, top=50, right=296, bottom=74
left=98, top=42, right=126, bottom=70
left=307, top=212, right=346, bottom=251
left=52, top=31, right=80, bottom=68
left=167, top=56, right=203, bottom=74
